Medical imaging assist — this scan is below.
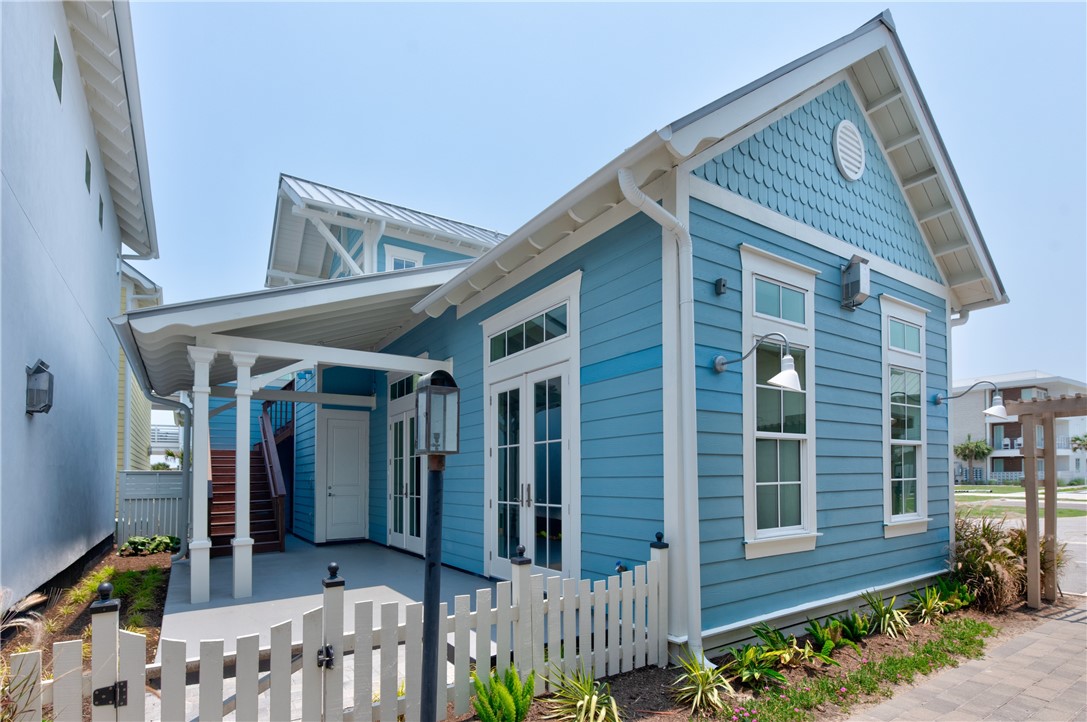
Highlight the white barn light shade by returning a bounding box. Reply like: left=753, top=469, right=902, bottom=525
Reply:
left=768, top=354, right=802, bottom=392
left=983, top=393, right=1008, bottom=419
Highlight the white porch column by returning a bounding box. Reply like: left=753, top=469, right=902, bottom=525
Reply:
left=188, top=346, right=217, bottom=604
left=232, top=351, right=259, bottom=599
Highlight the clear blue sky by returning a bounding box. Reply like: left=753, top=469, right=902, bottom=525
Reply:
left=129, top=2, right=1086, bottom=384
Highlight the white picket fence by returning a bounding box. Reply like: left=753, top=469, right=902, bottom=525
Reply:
left=6, top=539, right=669, bottom=721
left=117, top=471, right=185, bottom=547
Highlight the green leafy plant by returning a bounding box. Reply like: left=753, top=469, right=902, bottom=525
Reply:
left=751, top=622, right=806, bottom=667
left=907, top=586, right=947, bottom=625
left=797, top=638, right=840, bottom=668
left=952, top=510, right=1024, bottom=612
left=670, top=649, right=733, bottom=716
left=118, top=535, right=179, bottom=556
left=804, top=617, right=843, bottom=651
left=933, top=576, right=974, bottom=611
left=835, top=610, right=872, bottom=644
left=470, top=665, right=535, bottom=722
left=543, top=665, right=620, bottom=722
left=860, top=591, right=911, bottom=639
left=722, top=644, right=787, bottom=688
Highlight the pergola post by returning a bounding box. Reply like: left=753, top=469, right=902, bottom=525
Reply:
left=1042, top=412, right=1058, bottom=601
left=1021, top=413, right=1041, bottom=608
left=232, top=351, right=259, bottom=599
left=188, top=346, right=218, bottom=604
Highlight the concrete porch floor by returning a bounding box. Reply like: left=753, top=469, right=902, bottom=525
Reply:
left=159, top=534, right=497, bottom=659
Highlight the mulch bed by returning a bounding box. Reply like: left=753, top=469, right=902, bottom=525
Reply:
left=2, top=547, right=172, bottom=674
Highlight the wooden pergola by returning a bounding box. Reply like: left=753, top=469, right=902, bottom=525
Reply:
left=1007, top=393, right=1087, bottom=607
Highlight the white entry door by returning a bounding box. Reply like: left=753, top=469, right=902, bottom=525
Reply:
left=387, top=410, right=424, bottom=555
left=488, top=363, right=571, bottom=579
left=321, top=410, right=368, bottom=541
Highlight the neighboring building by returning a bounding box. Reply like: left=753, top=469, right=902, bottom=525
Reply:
left=116, top=12, right=1008, bottom=654
left=952, top=371, right=1087, bottom=483
left=2, top=1, right=157, bottom=604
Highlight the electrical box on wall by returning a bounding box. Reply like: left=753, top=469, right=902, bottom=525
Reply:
left=841, top=255, right=870, bottom=310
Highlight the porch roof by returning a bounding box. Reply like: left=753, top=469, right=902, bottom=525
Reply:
left=112, top=262, right=469, bottom=397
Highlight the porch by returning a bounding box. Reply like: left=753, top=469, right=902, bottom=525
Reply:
left=159, top=534, right=497, bottom=658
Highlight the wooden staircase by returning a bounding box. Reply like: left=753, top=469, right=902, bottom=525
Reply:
left=209, top=449, right=283, bottom=557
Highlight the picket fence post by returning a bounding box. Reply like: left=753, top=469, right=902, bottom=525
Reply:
left=322, top=562, right=346, bottom=721
left=649, top=532, right=670, bottom=666
left=90, top=583, right=120, bottom=722
left=510, top=545, right=533, bottom=677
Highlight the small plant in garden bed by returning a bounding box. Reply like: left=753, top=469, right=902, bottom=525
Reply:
left=471, top=665, right=534, bottom=722
left=670, top=649, right=734, bottom=717
left=860, top=591, right=911, bottom=638
left=118, top=535, right=179, bottom=556
left=544, top=664, right=621, bottom=722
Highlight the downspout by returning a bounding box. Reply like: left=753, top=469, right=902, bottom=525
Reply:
left=950, top=309, right=970, bottom=327
left=618, top=168, right=705, bottom=660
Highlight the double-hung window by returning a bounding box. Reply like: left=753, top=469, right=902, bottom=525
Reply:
left=740, top=244, right=819, bottom=559
left=881, top=295, right=929, bottom=537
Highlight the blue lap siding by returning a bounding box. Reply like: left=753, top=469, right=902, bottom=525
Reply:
left=378, top=213, right=665, bottom=579
left=691, top=198, right=949, bottom=632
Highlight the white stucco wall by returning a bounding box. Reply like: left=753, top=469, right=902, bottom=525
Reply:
left=1, top=2, right=121, bottom=602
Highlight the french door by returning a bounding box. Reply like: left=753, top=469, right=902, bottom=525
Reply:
left=388, top=410, right=424, bottom=554
left=488, top=363, right=570, bottom=579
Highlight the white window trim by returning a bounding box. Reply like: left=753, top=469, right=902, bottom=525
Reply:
left=881, top=294, right=930, bottom=537
left=384, top=245, right=425, bottom=271
left=740, top=244, right=820, bottom=559
left=481, top=271, right=582, bottom=579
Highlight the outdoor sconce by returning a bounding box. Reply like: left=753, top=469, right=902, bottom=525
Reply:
left=416, top=369, right=460, bottom=455
left=712, top=332, right=803, bottom=392
left=933, top=380, right=1008, bottom=419
left=25, top=359, right=54, bottom=414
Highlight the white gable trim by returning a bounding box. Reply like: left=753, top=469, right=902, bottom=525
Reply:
left=689, top=176, right=949, bottom=300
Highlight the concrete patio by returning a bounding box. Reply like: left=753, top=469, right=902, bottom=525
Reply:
left=159, top=534, right=496, bottom=659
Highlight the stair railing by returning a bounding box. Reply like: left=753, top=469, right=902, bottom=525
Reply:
left=258, top=409, right=288, bottom=552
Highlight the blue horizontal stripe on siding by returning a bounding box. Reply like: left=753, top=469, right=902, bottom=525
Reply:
left=691, top=197, right=949, bottom=631
left=382, top=213, right=664, bottom=580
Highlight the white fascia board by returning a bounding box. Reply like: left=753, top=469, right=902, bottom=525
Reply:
left=413, top=132, right=668, bottom=318
left=196, top=333, right=450, bottom=376
left=663, top=29, right=890, bottom=159
left=110, top=1, right=158, bottom=259
left=125, top=266, right=465, bottom=337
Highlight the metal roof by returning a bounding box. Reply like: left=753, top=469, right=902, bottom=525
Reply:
left=282, top=175, right=506, bottom=249
left=64, top=1, right=157, bottom=259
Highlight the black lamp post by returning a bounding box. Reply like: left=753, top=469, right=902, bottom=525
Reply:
left=416, top=369, right=459, bottom=722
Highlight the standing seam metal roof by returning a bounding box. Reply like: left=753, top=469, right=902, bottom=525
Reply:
left=282, top=174, right=506, bottom=248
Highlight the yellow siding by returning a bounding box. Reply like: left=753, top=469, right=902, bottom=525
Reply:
left=128, top=372, right=151, bottom=471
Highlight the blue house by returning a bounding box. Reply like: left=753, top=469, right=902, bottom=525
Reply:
left=115, top=12, right=1006, bottom=654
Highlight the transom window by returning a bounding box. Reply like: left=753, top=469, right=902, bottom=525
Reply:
left=755, top=277, right=805, bottom=324
left=489, top=304, right=567, bottom=362
left=881, top=294, right=929, bottom=537
left=389, top=374, right=417, bottom=401
left=889, top=318, right=921, bottom=353
left=391, top=257, right=416, bottom=271
left=740, top=244, right=819, bottom=559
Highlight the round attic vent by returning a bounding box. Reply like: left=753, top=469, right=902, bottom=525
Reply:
left=833, top=120, right=866, bottom=181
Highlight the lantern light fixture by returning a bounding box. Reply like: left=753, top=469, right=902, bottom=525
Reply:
left=416, top=369, right=460, bottom=455
left=26, top=359, right=54, bottom=414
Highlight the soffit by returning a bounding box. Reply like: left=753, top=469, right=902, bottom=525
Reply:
left=113, top=263, right=468, bottom=396
left=63, top=1, right=157, bottom=258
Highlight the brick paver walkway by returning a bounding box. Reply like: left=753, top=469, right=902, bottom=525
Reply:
left=851, top=600, right=1087, bottom=721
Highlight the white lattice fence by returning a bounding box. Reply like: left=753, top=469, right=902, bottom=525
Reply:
left=6, top=538, right=669, bottom=721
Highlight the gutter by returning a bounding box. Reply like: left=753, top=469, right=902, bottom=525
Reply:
left=617, top=168, right=705, bottom=660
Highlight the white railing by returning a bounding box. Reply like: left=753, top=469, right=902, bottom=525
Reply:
left=150, top=424, right=181, bottom=446
left=6, top=540, right=669, bottom=722
left=989, top=471, right=1025, bottom=482
left=116, top=471, right=185, bottom=546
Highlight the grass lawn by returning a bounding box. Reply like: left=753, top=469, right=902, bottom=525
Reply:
left=954, top=485, right=1086, bottom=495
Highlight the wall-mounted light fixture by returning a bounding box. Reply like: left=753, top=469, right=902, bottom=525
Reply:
left=933, top=380, right=1008, bottom=419
left=26, top=359, right=54, bottom=414
left=712, top=332, right=802, bottom=392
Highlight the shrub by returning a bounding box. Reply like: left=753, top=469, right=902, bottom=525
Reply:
left=670, top=649, right=733, bottom=716
left=952, top=511, right=1024, bottom=612
left=544, top=665, right=620, bottom=722
left=1005, top=526, right=1068, bottom=593
left=722, top=644, right=787, bottom=688
left=933, top=576, right=974, bottom=611
left=834, top=610, right=872, bottom=644
left=860, top=591, right=911, bottom=639
left=470, top=665, right=535, bottom=722
left=906, top=586, right=947, bottom=625
left=118, top=535, right=179, bottom=556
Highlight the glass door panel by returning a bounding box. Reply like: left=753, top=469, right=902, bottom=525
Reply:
left=531, top=375, right=563, bottom=571
left=495, top=386, right=521, bottom=564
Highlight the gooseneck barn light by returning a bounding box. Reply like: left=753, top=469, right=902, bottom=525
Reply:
left=934, top=380, right=1008, bottom=419
left=712, top=332, right=803, bottom=392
